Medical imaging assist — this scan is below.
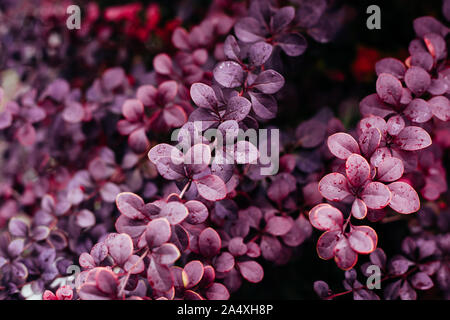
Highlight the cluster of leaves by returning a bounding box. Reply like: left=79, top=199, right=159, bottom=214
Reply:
left=310, top=13, right=450, bottom=299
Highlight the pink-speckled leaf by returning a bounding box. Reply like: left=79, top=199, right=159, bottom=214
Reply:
left=428, top=96, right=450, bottom=121
left=375, top=58, right=406, bottom=79
left=403, top=98, right=432, bottom=123
left=351, top=198, right=367, bottom=219
left=394, top=126, right=432, bottom=151
left=404, top=66, right=431, bottom=96
left=388, top=181, right=420, bottom=214
left=376, top=73, right=402, bottom=105
left=346, top=154, right=370, bottom=187
left=116, top=192, right=146, bottom=220
left=327, top=133, right=360, bottom=160
left=317, top=230, right=340, bottom=260
left=358, top=127, right=381, bottom=157
left=376, top=157, right=404, bottom=182
left=348, top=226, right=377, bottom=254
left=386, top=115, right=405, bottom=136
left=309, top=204, right=344, bottom=231
left=194, top=174, right=227, bottom=201
left=318, top=173, right=352, bottom=202
left=334, top=237, right=358, bottom=270
left=361, top=182, right=391, bottom=209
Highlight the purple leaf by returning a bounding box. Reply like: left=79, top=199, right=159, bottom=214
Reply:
left=102, top=68, right=125, bottom=91
left=147, top=259, right=173, bottom=292
left=79, top=253, right=95, bottom=269
left=361, top=182, right=391, bottom=210
left=153, top=243, right=180, bottom=265
left=403, top=98, right=432, bottom=123
left=428, top=96, right=450, bottom=121
left=346, top=154, right=370, bottom=187
left=161, top=202, right=188, bottom=225
left=316, top=230, right=340, bottom=260
left=389, top=255, right=415, bottom=275
left=105, top=233, right=133, bottom=265
left=234, top=17, right=264, bottom=43
left=122, top=99, right=144, bottom=121
left=62, top=101, right=84, bottom=123
left=190, top=83, right=218, bottom=110
left=375, top=58, right=406, bottom=79
left=404, top=66, right=431, bottom=96
left=248, top=41, right=273, bottom=66
left=8, top=218, right=28, bottom=237
left=388, top=181, right=420, bottom=214
left=148, top=144, right=184, bottom=180
left=145, top=218, right=171, bottom=248
left=252, top=70, right=285, bottom=94
left=153, top=53, right=173, bottom=75
left=348, top=226, right=377, bottom=254
left=351, top=198, right=367, bottom=219
left=270, top=6, right=295, bottom=32
left=194, top=175, right=227, bottom=201
left=76, top=209, right=96, bottom=228
left=213, top=61, right=244, bottom=88
left=205, top=283, right=230, bottom=300
left=213, top=252, right=235, bottom=273
left=334, top=237, right=358, bottom=270
left=248, top=92, right=277, bottom=119
left=394, top=126, right=432, bottom=151
left=309, top=204, right=344, bottom=231
left=410, top=272, right=434, bottom=290
left=318, top=173, right=351, bottom=202
left=116, top=192, right=146, bottom=220
left=184, top=260, right=204, bottom=288
left=238, top=261, right=264, bottom=283
left=327, top=133, right=360, bottom=160
left=265, top=216, right=293, bottom=236
left=386, top=115, right=405, bottom=136
left=185, top=200, right=209, bottom=224
left=359, top=94, right=394, bottom=118
left=124, top=255, right=145, bottom=274
left=0, top=111, right=12, bottom=129
left=358, top=127, right=381, bottom=157
left=276, top=33, right=307, bottom=56
left=223, top=96, right=251, bottom=122
left=376, top=157, right=404, bottom=182
left=198, top=227, right=221, bottom=257
left=17, top=123, right=36, bottom=146
left=376, top=73, right=403, bottom=105
left=224, top=35, right=240, bottom=61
